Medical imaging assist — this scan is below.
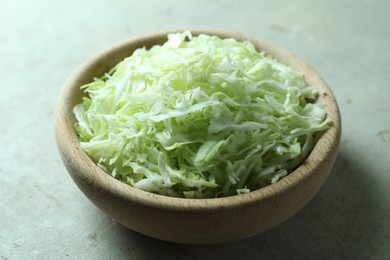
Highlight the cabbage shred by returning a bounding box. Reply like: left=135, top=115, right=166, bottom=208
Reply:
left=74, top=32, right=330, bottom=198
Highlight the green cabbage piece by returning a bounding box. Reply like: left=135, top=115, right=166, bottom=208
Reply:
left=73, top=31, right=330, bottom=198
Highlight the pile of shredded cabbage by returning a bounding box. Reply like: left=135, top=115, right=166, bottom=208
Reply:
left=74, top=31, right=330, bottom=198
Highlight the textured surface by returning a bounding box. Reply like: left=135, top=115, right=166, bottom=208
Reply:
left=1, top=0, right=389, bottom=259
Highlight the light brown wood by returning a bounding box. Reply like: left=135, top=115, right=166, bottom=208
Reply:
left=54, top=29, right=341, bottom=244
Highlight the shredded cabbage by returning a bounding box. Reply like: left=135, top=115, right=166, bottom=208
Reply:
left=73, top=31, right=330, bottom=198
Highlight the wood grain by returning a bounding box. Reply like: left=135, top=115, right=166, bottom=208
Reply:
left=54, top=29, right=341, bottom=244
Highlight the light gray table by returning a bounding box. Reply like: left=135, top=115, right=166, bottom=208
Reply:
left=1, top=0, right=389, bottom=259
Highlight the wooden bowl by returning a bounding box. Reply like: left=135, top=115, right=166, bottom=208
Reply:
left=55, top=29, right=341, bottom=244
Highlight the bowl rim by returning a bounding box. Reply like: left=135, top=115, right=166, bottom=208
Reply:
left=55, top=28, right=341, bottom=211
